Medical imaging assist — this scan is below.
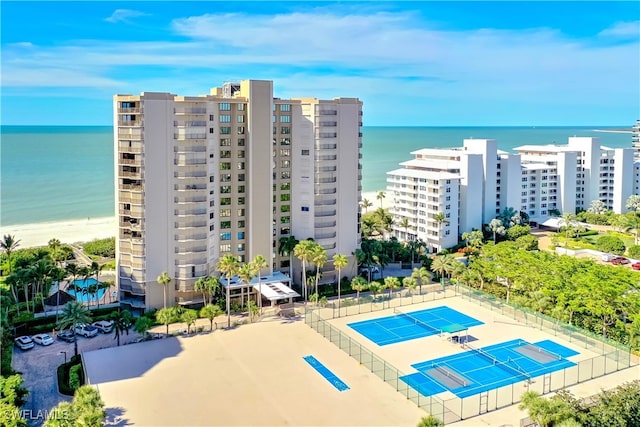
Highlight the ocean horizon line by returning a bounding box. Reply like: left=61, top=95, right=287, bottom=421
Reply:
left=1, top=124, right=632, bottom=130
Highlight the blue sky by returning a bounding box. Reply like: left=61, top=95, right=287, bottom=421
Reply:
left=1, top=1, right=639, bottom=126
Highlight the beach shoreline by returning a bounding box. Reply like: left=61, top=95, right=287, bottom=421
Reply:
left=0, top=216, right=117, bottom=249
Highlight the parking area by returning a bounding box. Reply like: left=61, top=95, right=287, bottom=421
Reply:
left=12, top=330, right=141, bottom=426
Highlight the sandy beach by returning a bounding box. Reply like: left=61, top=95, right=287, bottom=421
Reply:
left=361, top=190, right=392, bottom=209
left=0, top=216, right=116, bottom=249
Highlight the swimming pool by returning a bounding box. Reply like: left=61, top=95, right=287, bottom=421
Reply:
left=67, top=278, right=106, bottom=303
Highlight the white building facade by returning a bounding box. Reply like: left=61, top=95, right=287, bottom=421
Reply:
left=114, top=80, right=362, bottom=311
left=388, top=137, right=636, bottom=251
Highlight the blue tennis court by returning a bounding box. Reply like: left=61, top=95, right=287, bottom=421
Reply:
left=400, top=338, right=578, bottom=398
left=347, top=306, right=483, bottom=346
left=303, top=355, right=350, bottom=392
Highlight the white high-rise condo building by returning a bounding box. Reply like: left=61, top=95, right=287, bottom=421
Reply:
left=114, top=80, right=362, bottom=312
left=388, top=137, right=636, bottom=252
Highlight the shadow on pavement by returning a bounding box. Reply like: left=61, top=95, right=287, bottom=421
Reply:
left=83, top=337, right=183, bottom=384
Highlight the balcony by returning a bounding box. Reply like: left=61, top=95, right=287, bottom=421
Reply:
left=174, top=107, right=207, bottom=115
left=314, top=210, right=336, bottom=217
left=118, top=192, right=144, bottom=204
left=118, top=118, right=143, bottom=127
left=315, top=232, right=337, bottom=239
left=175, top=220, right=207, bottom=228
left=319, top=110, right=337, bottom=115
left=175, top=232, right=207, bottom=242
left=119, top=107, right=141, bottom=114
left=315, top=221, right=337, bottom=228
left=174, top=120, right=207, bottom=127
left=174, top=133, right=207, bottom=140
left=315, top=177, right=337, bottom=184
left=118, top=130, right=143, bottom=140
left=316, top=188, right=337, bottom=195
left=174, top=158, right=207, bottom=166
left=175, top=184, right=207, bottom=192
left=316, top=198, right=337, bottom=206
left=175, top=208, right=206, bottom=216
left=318, top=155, right=337, bottom=161
left=120, top=183, right=143, bottom=191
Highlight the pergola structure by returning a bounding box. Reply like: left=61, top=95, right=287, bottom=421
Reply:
left=221, top=271, right=300, bottom=306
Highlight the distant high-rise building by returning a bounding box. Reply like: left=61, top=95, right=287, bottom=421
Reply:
left=387, top=137, right=635, bottom=251
left=633, top=119, right=640, bottom=157
left=114, top=80, right=362, bottom=311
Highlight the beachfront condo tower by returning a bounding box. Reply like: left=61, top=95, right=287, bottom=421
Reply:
left=114, top=80, right=362, bottom=311
left=388, top=137, right=635, bottom=252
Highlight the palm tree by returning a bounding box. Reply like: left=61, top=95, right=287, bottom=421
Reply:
left=559, top=212, right=577, bottom=248
left=403, top=276, right=417, bottom=295
left=350, top=276, right=368, bottom=309
left=278, top=235, right=299, bottom=279
left=433, top=213, right=449, bottom=248
left=294, top=239, right=316, bottom=302
left=311, top=244, right=327, bottom=303
left=217, top=254, right=240, bottom=328
left=376, top=191, right=386, bottom=208
left=30, top=257, right=54, bottom=311
left=622, top=212, right=640, bottom=245
left=252, top=255, right=268, bottom=314
left=399, top=217, right=411, bottom=240
left=205, top=276, right=221, bottom=305
left=156, top=271, right=172, bottom=309
left=57, top=301, right=91, bottom=357
left=487, top=218, right=506, bottom=243
left=194, top=277, right=208, bottom=307
left=200, top=304, right=223, bottom=331
left=90, top=261, right=103, bottom=308
left=65, top=262, right=79, bottom=289
left=361, top=198, right=373, bottom=213
left=110, top=309, right=133, bottom=346
left=411, top=266, right=431, bottom=295
left=156, top=307, right=176, bottom=335
left=431, top=256, right=449, bottom=286
left=134, top=317, right=154, bottom=340
left=332, top=253, right=348, bottom=316
left=1, top=234, right=20, bottom=275
left=238, top=262, right=256, bottom=310
left=383, top=276, right=401, bottom=303
left=181, top=309, right=198, bottom=334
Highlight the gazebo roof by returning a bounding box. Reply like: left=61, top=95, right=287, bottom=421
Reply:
left=44, top=290, right=76, bottom=306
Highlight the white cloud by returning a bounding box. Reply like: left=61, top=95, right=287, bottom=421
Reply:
left=598, top=21, right=640, bottom=38
left=105, top=9, right=149, bottom=24
left=2, top=8, right=638, bottom=124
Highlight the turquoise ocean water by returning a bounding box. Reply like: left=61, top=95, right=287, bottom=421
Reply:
left=0, top=125, right=634, bottom=226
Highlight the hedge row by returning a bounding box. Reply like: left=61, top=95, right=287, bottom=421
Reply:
left=57, top=355, right=85, bottom=396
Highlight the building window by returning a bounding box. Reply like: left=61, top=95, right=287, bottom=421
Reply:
left=209, top=128, right=214, bottom=134
left=220, top=150, right=231, bottom=158
left=220, top=138, right=231, bottom=146
left=237, top=104, right=245, bottom=111
left=238, top=231, right=245, bottom=240
left=209, top=114, right=215, bottom=121
left=281, top=160, right=291, bottom=168
left=280, top=227, right=290, bottom=234
left=301, top=206, right=309, bottom=212
left=281, top=216, right=290, bottom=224
left=238, top=174, right=245, bottom=182
left=220, top=244, right=231, bottom=252
left=237, top=244, right=245, bottom=252
left=281, top=171, right=290, bottom=179
left=301, top=149, right=309, bottom=156
left=238, top=220, right=245, bottom=228
left=219, top=103, right=231, bottom=111
left=238, top=186, right=245, bottom=194
left=280, top=104, right=291, bottom=112
left=219, top=115, right=231, bottom=123
left=237, top=115, right=244, bottom=123
left=220, top=209, right=231, bottom=217
left=280, top=115, right=291, bottom=123
left=238, top=150, right=245, bottom=158
left=237, top=162, right=245, bottom=170
left=237, top=127, right=245, bottom=134
left=221, top=162, right=231, bottom=170
left=220, top=186, right=231, bottom=194
left=220, top=232, right=231, bottom=240
left=238, top=197, right=245, bottom=205
left=281, top=205, right=290, bottom=213
left=280, top=149, right=291, bottom=157
left=220, top=221, right=231, bottom=229
left=238, top=208, right=245, bottom=216
left=281, top=127, right=291, bottom=134
left=221, top=174, right=232, bottom=182
left=238, top=138, right=245, bottom=146
left=220, top=127, right=231, bottom=135
left=221, top=197, right=231, bottom=205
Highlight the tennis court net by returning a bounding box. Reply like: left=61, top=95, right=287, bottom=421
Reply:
left=464, top=343, right=531, bottom=381
left=430, top=363, right=467, bottom=387
left=393, top=308, right=440, bottom=335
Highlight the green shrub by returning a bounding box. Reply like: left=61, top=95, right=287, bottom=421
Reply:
left=595, top=235, right=626, bottom=255
left=57, top=356, right=85, bottom=396
left=68, top=364, right=81, bottom=390
left=627, top=245, right=640, bottom=259
left=506, top=224, right=531, bottom=241
left=82, top=237, right=115, bottom=258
